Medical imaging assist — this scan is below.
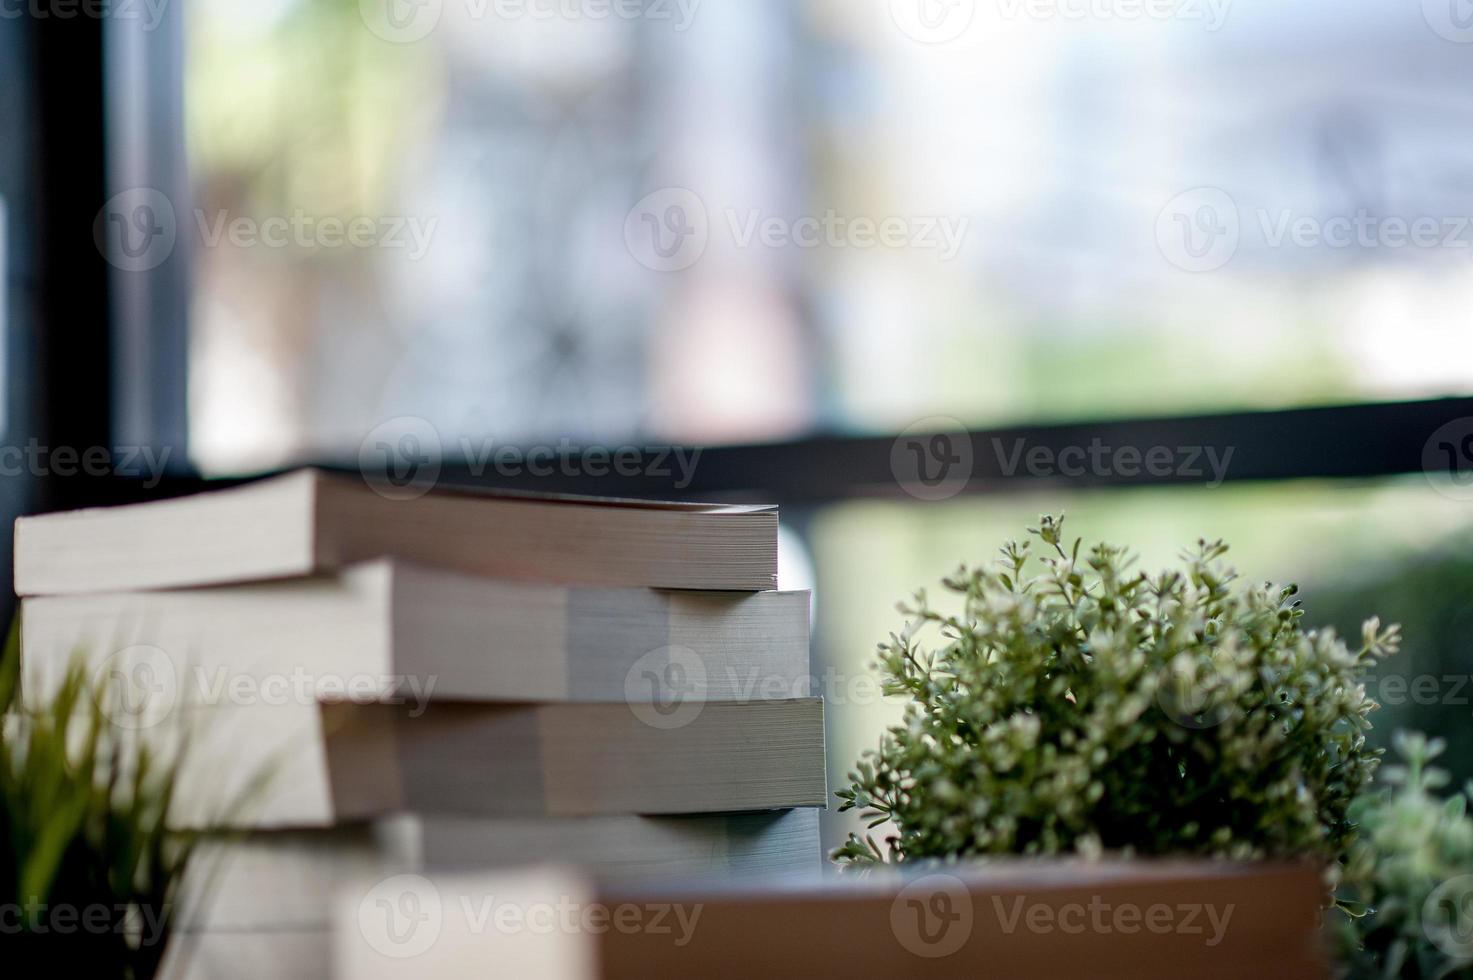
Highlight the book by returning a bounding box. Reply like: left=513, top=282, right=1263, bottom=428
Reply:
left=69, top=697, right=824, bottom=828
left=159, top=813, right=824, bottom=978
left=22, top=560, right=811, bottom=704
left=178, top=810, right=821, bottom=934
left=323, top=699, right=828, bottom=821
left=160, top=932, right=326, bottom=980
left=334, top=861, right=1327, bottom=979
left=14, top=469, right=779, bottom=596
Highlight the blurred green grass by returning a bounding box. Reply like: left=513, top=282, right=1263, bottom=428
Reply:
left=0, top=628, right=197, bottom=978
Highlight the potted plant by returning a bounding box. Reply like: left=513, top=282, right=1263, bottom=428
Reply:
left=830, top=516, right=1473, bottom=974
left=834, top=515, right=1397, bottom=870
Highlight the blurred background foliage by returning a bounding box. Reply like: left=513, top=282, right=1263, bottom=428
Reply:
left=1313, top=538, right=1473, bottom=788
left=184, top=0, right=1473, bottom=468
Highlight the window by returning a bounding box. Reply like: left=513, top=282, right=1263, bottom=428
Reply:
left=183, top=0, right=1473, bottom=473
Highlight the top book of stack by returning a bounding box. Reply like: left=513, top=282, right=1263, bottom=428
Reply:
left=13, top=469, right=779, bottom=596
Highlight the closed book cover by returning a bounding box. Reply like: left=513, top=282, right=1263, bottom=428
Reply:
left=15, top=468, right=779, bottom=596
left=178, top=810, right=821, bottom=933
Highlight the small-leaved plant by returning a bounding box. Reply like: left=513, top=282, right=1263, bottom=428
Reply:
left=1335, top=731, right=1473, bottom=979
left=834, top=516, right=1400, bottom=870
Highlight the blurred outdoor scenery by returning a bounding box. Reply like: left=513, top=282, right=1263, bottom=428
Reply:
left=182, top=0, right=1473, bottom=848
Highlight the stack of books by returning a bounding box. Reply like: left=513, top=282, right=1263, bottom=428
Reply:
left=16, top=470, right=826, bottom=980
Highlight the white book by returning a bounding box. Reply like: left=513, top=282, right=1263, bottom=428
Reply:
left=323, top=699, right=828, bottom=821
left=160, top=811, right=822, bottom=980
left=179, top=810, right=821, bottom=934
left=159, top=932, right=326, bottom=980
left=15, top=469, right=779, bottom=596
left=21, top=559, right=810, bottom=703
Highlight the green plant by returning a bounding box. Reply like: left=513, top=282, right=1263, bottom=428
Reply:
left=0, top=628, right=199, bottom=978
left=1336, top=732, right=1473, bottom=979
left=834, top=515, right=1400, bottom=869
left=1308, top=537, right=1473, bottom=790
